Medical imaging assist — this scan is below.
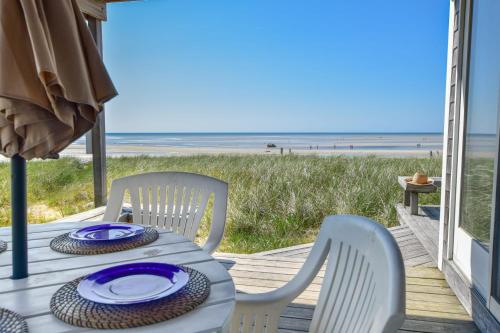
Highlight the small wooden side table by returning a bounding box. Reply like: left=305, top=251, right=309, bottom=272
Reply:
left=398, top=176, right=442, bottom=215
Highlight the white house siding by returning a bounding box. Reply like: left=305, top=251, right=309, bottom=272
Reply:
left=439, top=0, right=463, bottom=268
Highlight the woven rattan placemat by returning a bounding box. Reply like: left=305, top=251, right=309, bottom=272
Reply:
left=0, top=240, right=6, bottom=254
left=0, top=308, right=29, bottom=333
left=50, top=227, right=159, bottom=255
left=50, top=266, right=210, bottom=329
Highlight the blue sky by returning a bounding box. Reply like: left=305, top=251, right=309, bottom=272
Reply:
left=102, top=0, right=450, bottom=133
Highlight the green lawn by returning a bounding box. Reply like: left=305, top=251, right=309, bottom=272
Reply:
left=0, top=155, right=441, bottom=253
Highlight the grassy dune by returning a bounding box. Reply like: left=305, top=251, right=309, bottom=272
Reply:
left=0, top=155, right=441, bottom=253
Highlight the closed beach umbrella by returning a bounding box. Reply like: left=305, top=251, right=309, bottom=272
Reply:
left=0, top=0, right=117, bottom=278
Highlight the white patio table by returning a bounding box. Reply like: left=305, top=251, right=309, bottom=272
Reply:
left=0, top=221, right=235, bottom=333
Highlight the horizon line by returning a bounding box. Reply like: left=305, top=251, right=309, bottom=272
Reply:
left=104, top=131, right=445, bottom=135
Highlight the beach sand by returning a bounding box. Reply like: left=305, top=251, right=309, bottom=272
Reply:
left=0, top=133, right=444, bottom=162
left=59, top=143, right=441, bottom=159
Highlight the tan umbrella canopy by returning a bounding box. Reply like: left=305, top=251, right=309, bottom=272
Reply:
left=0, top=0, right=117, bottom=279
left=0, top=0, right=117, bottom=159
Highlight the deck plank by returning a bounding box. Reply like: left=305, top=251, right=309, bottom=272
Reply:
left=396, top=204, right=440, bottom=263
left=237, top=213, right=477, bottom=332
left=216, top=253, right=479, bottom=333
left=252, top=224, right=436, bottom=268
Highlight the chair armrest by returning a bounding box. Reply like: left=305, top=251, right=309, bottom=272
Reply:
left=231, top=286, right=298, bottom=332
left=201, top=214, right=224, bottom=254
left=202, top=186, right=227, bottom=254
left=201, top=237, right=220, bottom=255
left=235, top=284, right=297, bottom=306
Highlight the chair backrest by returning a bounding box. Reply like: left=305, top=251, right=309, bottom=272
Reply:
left=229, top=215, right=405, bottom=333
left=103, top=172, right=228, bottom=253
left=305, top=215, right=405, bottom=333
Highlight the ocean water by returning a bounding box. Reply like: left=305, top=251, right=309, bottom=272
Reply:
left=74, top=133, right=444, bottom=151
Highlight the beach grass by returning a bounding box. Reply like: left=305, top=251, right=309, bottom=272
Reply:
left=0, top=155, right=441, bottom=253
left=459, top=156, right=494, bottom=245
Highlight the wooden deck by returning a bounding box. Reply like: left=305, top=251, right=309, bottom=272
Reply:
left=229, top=214, right=477, bottom=332
left=216, top=253, right=478, bottom=332
left=256, top=224, right=436, bottom=268
left=396, top=204, right=440, bottom=264
left=42, top=208, right=478, bottom=332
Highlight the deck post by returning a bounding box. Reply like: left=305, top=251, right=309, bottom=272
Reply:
left=87, top=17, right=107, bottom=207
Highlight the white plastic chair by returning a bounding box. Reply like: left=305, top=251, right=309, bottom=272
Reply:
left=103, top=172, right=228, bottom=254
left=230, top=215, right=405, bottom=333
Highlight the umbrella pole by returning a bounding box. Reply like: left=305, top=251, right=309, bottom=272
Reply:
left=11, top=154, right=28, bottom=279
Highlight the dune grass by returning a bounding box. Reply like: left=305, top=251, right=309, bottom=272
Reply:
left=0, top=155, right=441, bottom=253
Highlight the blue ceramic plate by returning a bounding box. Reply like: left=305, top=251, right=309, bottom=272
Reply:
left=69, top=223, right=145, bottom=241
left=77, top=262, right=189, bottom=304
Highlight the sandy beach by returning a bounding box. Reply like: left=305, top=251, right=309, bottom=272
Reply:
left=0, top=133, right=444, bottom=161
left=62, top=143, right=442, bottom=159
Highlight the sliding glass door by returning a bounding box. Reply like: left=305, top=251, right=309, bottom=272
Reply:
left=453, top=0, right=500, bottom=320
